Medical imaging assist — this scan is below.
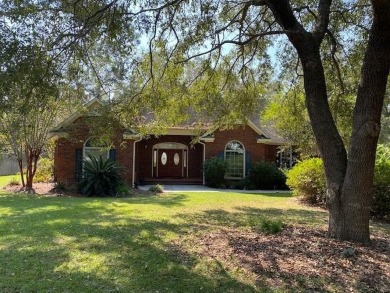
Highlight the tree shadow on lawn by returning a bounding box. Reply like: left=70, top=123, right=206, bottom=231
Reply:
left=177, top=207, right=329, bottom=230
left=0, top=192, right=189, bottom=216
left=124, top=193, right=189, bottom=206
left=237, top=192, right=292, bottom=198
left=0, top=198, right=260, bottom=293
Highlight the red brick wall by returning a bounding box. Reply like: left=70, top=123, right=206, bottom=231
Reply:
left=54, top=118, right=135, bottom=185
left=204, top=125, right=277, bottom=163
left=54, top=120, right=278, bottom=185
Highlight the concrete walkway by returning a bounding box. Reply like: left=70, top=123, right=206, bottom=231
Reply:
left=137, top=184, right=289, bottom=193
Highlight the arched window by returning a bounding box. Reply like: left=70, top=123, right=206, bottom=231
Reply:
left=225, top=141, right=245, bottom=178
left=84, top=137, right=109, bottom=160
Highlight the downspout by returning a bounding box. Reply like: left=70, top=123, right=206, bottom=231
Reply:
left=198, top=141, right=206, bottom=185
left=132, top=136, right=142, bottom=187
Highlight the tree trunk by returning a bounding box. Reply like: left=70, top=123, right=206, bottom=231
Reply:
left=17, top=158, right=25, bottom=187
left=328, top=1, right=390, bottom=243
left=24, top=147, right=42, bottom=193
left=304, top=1, right=390, bottom=243
left=268, top=0, right=390, bottom=243
left=25, top=153, right=34, bottom=192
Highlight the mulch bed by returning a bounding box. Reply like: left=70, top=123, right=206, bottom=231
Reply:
left=2, top=182, right=153, bottom=197
left=2, top=182, right=62, bottom=195
left=177, top=226, right=390, bottom=292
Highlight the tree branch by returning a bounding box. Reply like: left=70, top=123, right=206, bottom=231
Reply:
left=177, top=30, right=289, bottom=63
left=313, top=0, right=332, bottom=42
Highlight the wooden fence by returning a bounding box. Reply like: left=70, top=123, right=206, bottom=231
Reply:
left=0, top=154, right=20, bottom=176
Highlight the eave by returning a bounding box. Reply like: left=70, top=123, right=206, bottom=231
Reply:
left=199, top=137, right=215, bottom=142
left=257, top=138, right=290, bottom=146
left=47, top=131, right=69, bottom=139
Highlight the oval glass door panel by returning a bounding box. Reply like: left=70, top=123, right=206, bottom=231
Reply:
left=161, top=152, right=167, bottom=165
left=174, top=153, right=180, bottom=165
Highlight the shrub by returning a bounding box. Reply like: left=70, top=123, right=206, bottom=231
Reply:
left=54, top=181, right=67, bottom=192
left=34, top=157, right=53, bottom=183
left=203, top=157, right=228, bottom=188
left=372, top=144, right=390, bottom=220
left=226, top=178, right=252, bottom=190
left=248, top=161, right=287, bottom=190
left=371, top=184, right=390, bottom=221
left=78, top=156, right=125, bottom=197
left=286, top=158, right=326, bottom=204
left=259, top=218, right=284, bottom=234
left=116, top=183, right=135, bottom=197
left=8, top=177, right=20, bottom=186
left=148, top=184, right=164, bottom=193
left=374, top=144, right=390, bottom=185
left=285, top=146, right=390, bottom=218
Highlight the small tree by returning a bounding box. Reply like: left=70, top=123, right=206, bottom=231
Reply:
left=0, top=42, right=60, bottom=192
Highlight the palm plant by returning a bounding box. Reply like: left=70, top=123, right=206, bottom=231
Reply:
left=78, top=155, right=125, bottom=197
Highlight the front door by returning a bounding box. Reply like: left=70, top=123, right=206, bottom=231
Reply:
left=158, top=149, right=182, bottom=178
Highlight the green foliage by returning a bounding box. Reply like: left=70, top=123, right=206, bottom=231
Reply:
left=263, top=88, right=355, bottom=158
left=248, top=162, right=287, bottom=190
left=286, top=158, right=326, bottom=205
left=115, top=183, right=134, bottom=197
left=341, top=247, right=357, bottom=259
left=263, top=90, right=319, bottom=157
left=371, top=184, right=390, bottom=221
left=0, top=175, right=19, bottom=187
left=372, top=144, right=390, bottom=220
left=374, top=144, right=390, bottom=185
left=148, top=184, right=164, bottom=194
left=286, top=149, right=390, bottom=220
left=226, top=178, right=253, bottom=190
left=78, top=156, right=124, bottom=197
left=259, top=218, right=284, bottom=234
left=34, top=158, right=53, bottom=183
left=203, top=157, right=228, bottom=188
left=54, top=181, right=67, bottom=192
left=8, top=177, right=20, bottom=186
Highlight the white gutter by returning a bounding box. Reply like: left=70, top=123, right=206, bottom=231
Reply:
left=198, top=141, right=206, bottom=185
left=132, top=136, right=143, bottom=187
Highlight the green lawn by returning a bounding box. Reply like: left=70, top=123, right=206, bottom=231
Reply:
left=0, top=180, right=388, bottom=292
left=0, top=174, right=19, bottom=187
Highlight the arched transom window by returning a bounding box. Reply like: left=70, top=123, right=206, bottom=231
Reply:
left=225, top=140, right=245, bottom=178
left=84, top=137, right=109, bottom=160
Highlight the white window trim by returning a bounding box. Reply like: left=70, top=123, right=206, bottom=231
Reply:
left=224, top=140, right=245, bottom=179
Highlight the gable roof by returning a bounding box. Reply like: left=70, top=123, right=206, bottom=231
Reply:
left=50, top=98, right=289, bottom=145
left=51, top=98, right=104, bottom=133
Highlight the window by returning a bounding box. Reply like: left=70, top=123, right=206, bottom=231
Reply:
left=225, top=141, right=245, bottom=178
left=183, top=149, right=187, bottom=168
left=277, top=146, right=296, bottom=169
left=153, top=149, right=157, bottom=167
left=174, top=153, right=180, bottom=165
left=161, top=152, right=167, bottom=165
left=84, top=137, right=109, bottom=160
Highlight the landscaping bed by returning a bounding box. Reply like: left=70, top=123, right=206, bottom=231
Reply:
left=176, top=226, right=390, bottom=292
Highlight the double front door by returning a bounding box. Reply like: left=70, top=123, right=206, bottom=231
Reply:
left=157, top=149, right=183, bottom=178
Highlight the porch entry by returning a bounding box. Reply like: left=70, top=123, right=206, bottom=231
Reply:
left=152, top=142, right=188, bottom=178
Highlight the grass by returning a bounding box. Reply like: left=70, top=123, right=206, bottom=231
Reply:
left=0, top=174, right=20, bottom=187
left=0, top=178, right=388, bottom=292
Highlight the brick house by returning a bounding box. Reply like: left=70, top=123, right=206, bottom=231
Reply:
left=50, top=99, right=289, bottom=186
